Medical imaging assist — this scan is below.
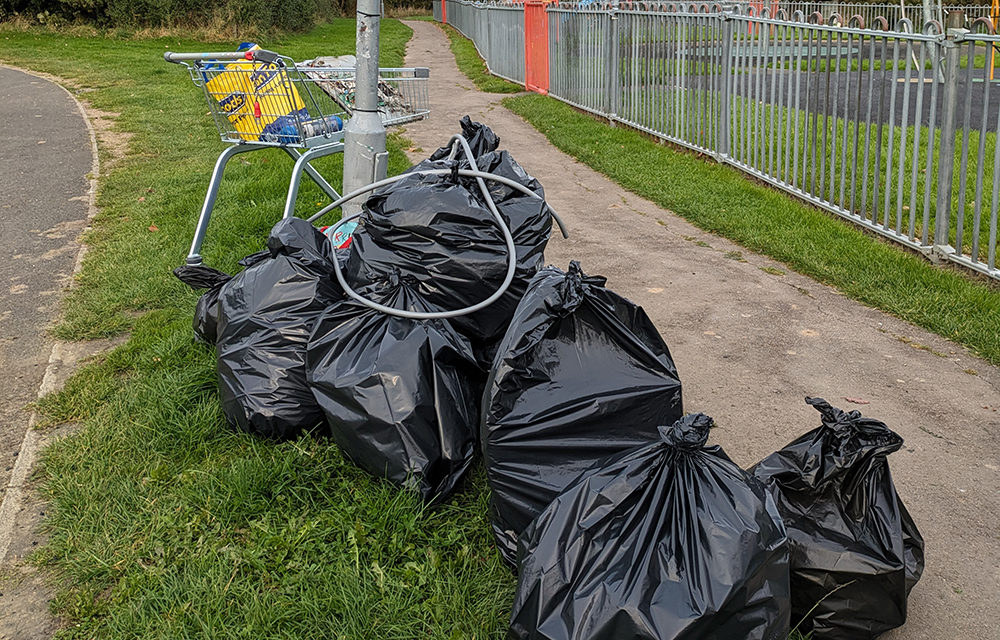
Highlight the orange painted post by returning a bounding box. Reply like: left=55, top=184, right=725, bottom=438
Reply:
left=441, top=0, right=447, bottom=24
left=525, top=0, right=551, bottom=94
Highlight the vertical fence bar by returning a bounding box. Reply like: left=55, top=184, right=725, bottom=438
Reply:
left=955, top=36, right=975, bottom=253
left=611, top=9, right=621, bottom=120
left=741, top=13, right=753, bottom=165
left=988, top=103, right=1000, bottom=270
left=839, top=26, right=853, bottom=211
left=920, top=34, right=939, bottom=247
left=871, top=32, right=889, bottom=224
left=895, top=38, right=914, bottom=233
left=971, top=35, right=992, bottom=262
left=848, top=27, right=864, bottom=215
left=766, top=17, right=780, bottom=176
left=777, top=19, right=792, bottom=182
left=792, top=22, right=804, bottom=189
left=718, top=13, right=733, bottom=158
left=906, top=38, right=927, bottom=241
left=818, top=26, right=832, bottom=204
left=934, top=32, right=961, bottom=250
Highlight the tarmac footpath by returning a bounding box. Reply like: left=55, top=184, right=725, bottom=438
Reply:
left=401, top=19, right=1000, bottom=640
left=0, top=65, right=97, bottom=639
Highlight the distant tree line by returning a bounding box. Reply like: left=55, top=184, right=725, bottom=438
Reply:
left=0, top=0, right=432, bottom=31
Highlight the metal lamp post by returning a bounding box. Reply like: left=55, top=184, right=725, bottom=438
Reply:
left=342, top=0, right=388, bottom=216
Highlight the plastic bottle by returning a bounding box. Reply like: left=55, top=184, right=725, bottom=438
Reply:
left=259, top=115, right=343, bottom=144
left=301, top=115, right=343, bottom=139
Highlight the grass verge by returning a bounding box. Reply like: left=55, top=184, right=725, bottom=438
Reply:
left=2, top=20, right=516, bottom=638
left=502, top=93, right=1000, bottom=366
left=436, top=22, right=523, bottom=94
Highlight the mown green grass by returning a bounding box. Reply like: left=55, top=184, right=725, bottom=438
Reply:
left=437, top=22, right=523, bottom=94
left=503, top=93, right=1000, bottom=366
left=1, top=20, right=516, bottom=639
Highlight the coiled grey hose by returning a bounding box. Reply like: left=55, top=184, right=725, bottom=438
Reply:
left=308, top=135, right=568, bottom=320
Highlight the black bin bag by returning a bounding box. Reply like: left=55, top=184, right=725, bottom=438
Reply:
left=305, top=273, right=481, bottom=503
left=173, top=264, right=233, bottom=344
left=460, top=147, right=553, bottom=359
left=346, top=117, right=553, bottom=352
left=509, top=414, right=791, bottom=640
left=428, top=114, right=500, bottom=160
left=216, top=217, right=342, bottom=440
left=173, top=250, right=271, bottom=344
left=750, top=397, right=925, bottom=640
left=482, top=261, right=683, bottom=564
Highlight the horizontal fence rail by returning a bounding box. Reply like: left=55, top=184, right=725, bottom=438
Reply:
left=728, top=2, right=997, bottom=30
left=435, top=0, right=1000, bottom=280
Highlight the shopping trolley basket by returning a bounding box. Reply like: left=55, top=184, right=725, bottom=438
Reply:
left=165, top=47, right=430, bottom=265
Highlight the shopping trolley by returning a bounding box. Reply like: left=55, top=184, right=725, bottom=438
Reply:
left=165, top=47, right=430, bottom=265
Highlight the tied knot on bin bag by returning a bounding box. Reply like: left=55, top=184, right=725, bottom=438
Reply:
left=342, top=115, right=560, bottom=366
left=482, top=261, right=683, bottom=565
left=428, top=114, right=500, bottom=160
left=800, top=396, right=904, bottom=521
left=658, top=413, right=713, bottom=452
left=173, top=263, right=233, bottom=344
left=551, top=260, right=607, bottom=317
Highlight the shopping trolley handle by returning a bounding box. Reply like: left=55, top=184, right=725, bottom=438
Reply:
left=164, top=49, right=283, bottom=65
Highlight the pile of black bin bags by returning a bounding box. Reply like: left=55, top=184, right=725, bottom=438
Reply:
left=174, top=118, right=923, bottom=640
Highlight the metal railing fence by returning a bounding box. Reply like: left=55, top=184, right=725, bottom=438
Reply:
left=940, top=26, right=1000, bottom=275
left=445, top=0, right=526, bottom=83
left=436, top=0, right=1000, bottom=280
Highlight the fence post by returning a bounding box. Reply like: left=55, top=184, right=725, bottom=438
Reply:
left=717, top=12, right=733, bottom=160
left=525, top=0, right=551, bottom=94
left=933, top=28, right=964, bottom=254
left=607, top=8, right=620, bottom=124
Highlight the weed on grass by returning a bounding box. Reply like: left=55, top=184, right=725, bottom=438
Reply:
left=502, top=93, right=1000, bottom=367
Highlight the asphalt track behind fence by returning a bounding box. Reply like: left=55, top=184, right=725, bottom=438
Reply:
left=618, top=40, right=1000, bottom=132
